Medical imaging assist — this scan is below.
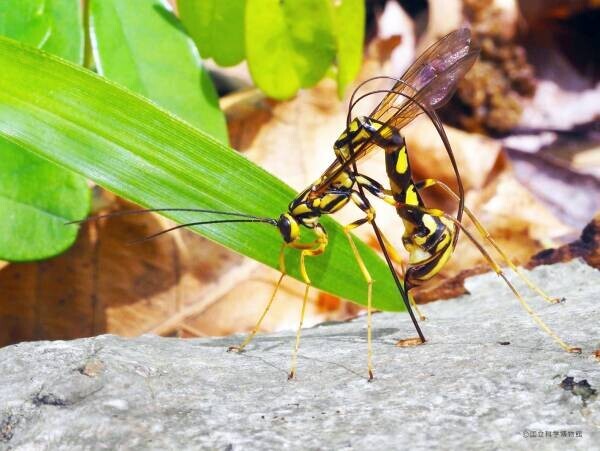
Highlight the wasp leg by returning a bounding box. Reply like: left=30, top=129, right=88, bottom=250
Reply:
left=228, top=243, right=288, bottom=353
left=355, top=175, right=426, bottom=320
left=399, top=202, right=580, bottom=354
left=287, top=225, right=329, bottom=380
left=415, top=178, right=563, bottom=304
left=343, top=192, right=377, bottom=380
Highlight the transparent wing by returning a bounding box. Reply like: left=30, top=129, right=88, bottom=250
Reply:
left=376, top=49, right=479, bottom=131
left=371, top=28, right=476, bottom=125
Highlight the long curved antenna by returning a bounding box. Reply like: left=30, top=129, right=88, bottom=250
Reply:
left=66, top=207, right=273, bottom=225
left=130, top=218, right=277, bottom=244
left=346, top=75, right=419, bottom=126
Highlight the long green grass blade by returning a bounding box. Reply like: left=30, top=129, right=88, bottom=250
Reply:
left=0, top=37, right=406, bottom=312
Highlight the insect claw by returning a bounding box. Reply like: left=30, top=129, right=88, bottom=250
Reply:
left=368, top=370, right=374, bottom=382
left=287, top=370, right=296, bottom=380
left=568, top=347, right=583, bottom=354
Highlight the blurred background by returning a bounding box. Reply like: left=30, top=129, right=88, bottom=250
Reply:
left=0, top=0, right=598, bottom=347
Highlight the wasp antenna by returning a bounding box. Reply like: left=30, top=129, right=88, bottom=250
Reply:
left=129, top=218, right=278, bottom=245
left=65, top=207, right=268, bottom=226
left=346, top=76, right=417, bottom=125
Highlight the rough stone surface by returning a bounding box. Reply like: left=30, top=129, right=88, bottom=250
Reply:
left=0, top=260, right=599, bottom=450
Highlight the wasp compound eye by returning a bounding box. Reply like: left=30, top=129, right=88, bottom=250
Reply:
left=277, top=214, right=293, bottom=243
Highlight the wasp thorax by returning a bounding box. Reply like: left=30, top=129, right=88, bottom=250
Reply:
left=333, top=117, right=365, bottom=163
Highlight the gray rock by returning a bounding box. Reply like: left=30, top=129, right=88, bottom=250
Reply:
left=1, top=260, right=599, bottom=450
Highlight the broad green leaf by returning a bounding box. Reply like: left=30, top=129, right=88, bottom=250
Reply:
left=0, top=37, right=407, bottom=312
left=89, top=0, right=227, bottom=144
left=0, top=140, right=90, bottom=261
left=333, top=0, right=365, bottom=98
left=0, top=0, right=88, bottom=261
left=246, top=0, right=337, bottom=99
left=178, top=0, right=245, bottom=67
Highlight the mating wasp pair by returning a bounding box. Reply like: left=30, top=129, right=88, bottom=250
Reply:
left=76, top=29, right=580, bottom=381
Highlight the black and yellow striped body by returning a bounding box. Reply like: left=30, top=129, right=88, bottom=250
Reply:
left=281, top=117, right=391, bottom=243
left=287, top=170, right=355, bottom=230
left=384, top=136, right=456, bottom=286
left=333, top=116, right=400, bottom=164
left=286, top=115, right=456, bottom=287
left=282, top=114, right=457, bottom=288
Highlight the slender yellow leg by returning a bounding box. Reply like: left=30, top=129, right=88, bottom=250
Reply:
left=416, top=179, right=562, bottom=304
left=407, top=291, right=426, bottom=321
left=498, top=272, right=578, bottom=352
left=288, top=229, right=328, bottom=379
left=228, top=243, right=287, bottom=353
left=343, top=220, right=374, bottom=381
left=289, top=283, right=310, bottom=380
left=401, top=201, right=580, bottom=354
left=489, top=240, right=563, bottom=304
left=453, top=222, right=578, bottom=352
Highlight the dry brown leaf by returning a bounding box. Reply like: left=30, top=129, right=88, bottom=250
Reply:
left=376, top=0, right=416, bottom=74
left=505, top=145, right=600, bottom=230
left=184, top=267, right=320, bottom=337
left=0, top=194, right=251, bottom=346
left=527, top=212, right=600, bottom=270
left=230, top=80, right=347, bottom=191
left=447, top=172, right=572, bottom=271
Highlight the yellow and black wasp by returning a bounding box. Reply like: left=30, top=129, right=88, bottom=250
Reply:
left=76, top=29, right=580, bottom=381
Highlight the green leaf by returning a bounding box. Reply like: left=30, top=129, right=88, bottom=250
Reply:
left=246, top=0, right=337, bottom=99
left=89, top=0, right=228, bottom=144
left=0, top=140, right=90, bottom=261
left=0, top=0, right=89, bottom=261
left=0, top=37, right=407, bottom=312
left=178, top=0, right=245, bottom=67
left=333, top=0, right=365, bottom=98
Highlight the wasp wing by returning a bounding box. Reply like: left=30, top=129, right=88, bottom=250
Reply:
left=372, top=28, right=476, bottom=126
left=376, top=49, right=479, bottom=132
